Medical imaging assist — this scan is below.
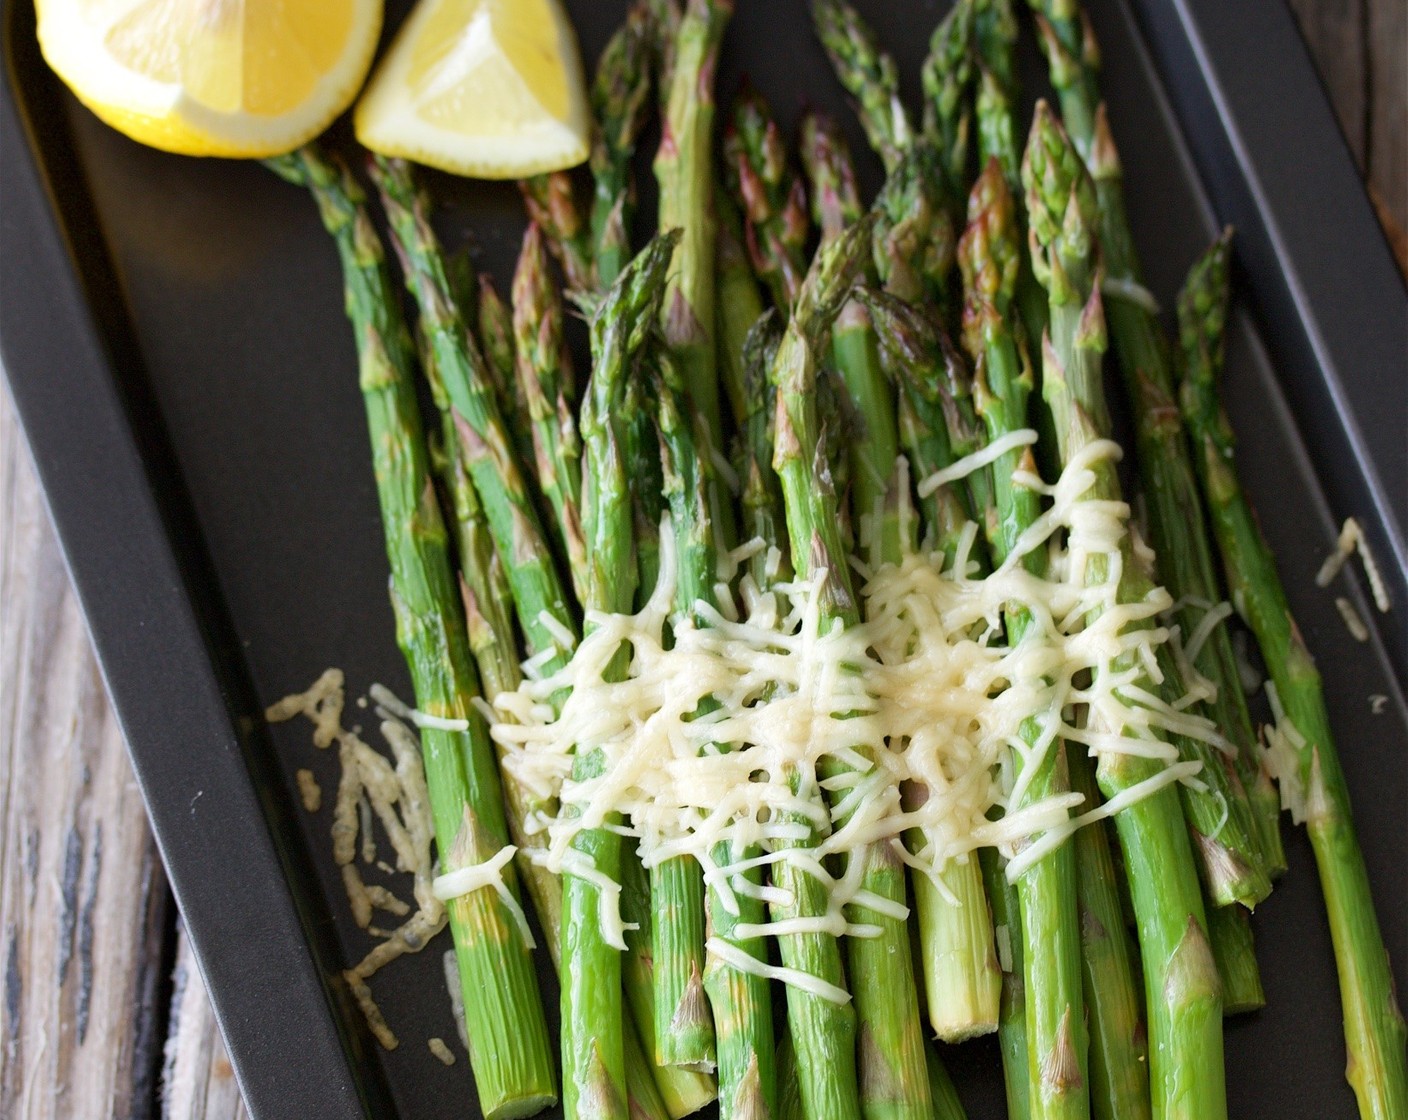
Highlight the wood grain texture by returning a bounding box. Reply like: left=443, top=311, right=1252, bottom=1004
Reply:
left=1291, top=0, right=1408, bottom=271
left=0, top=386, right=170, bottom=1119
left=1366, top=0, right=1407, bottom=265
left=161, top=926, right=248, bottom=1120
left=1289, top=0, right=1368, bottom=166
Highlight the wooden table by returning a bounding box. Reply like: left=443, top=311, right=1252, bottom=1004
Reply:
left=0, top=6, right=1403, bottom=1117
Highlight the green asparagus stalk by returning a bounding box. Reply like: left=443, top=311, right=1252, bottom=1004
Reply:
left=512, top=223, right=587, bottom=606
left=430, top=344, right=679, bottom=1120
left=925, top=1041, right=969, bottom=1120
left=521, top=171, right=596, bottom=296
left=646, top=370, right=717, bottom=1078
left=1205, top=898, right=1264, bottom=1016
left=978, top=845, right=1032, bottom=1120
left=810, top=0, right=914, bottom=173
left=372, top=157, right=573, bottom=680
left=859, top=290, right=1007, bottom=1050
left=723, top=85, right=811, bottom=315
left=968, top=11, right=1052, bottom=415
left=859, top=292, right=974, bottom=565
left=620, top=844, right=719, bottom=1119
left=267, top=147, right=557, bottom=1120
left=741, top=314, right=862, bottom=1120
left=794, top=112, right=899, bottom=560
left=1026, top=3, right=1099, bottom=164
left=1032, top=0, right=1284, bottom=876
left=1089, top=121, right=1273, bottom=904
left=957, top=158, right=1092, bottom=1120
left=772, top=218, right=932, bottom=1119
left=476, top=274, right=527, bottom=422
left=1022, top=102, right=1227, bottom=1120
left=654, top=0, right=732, bottom=453
left=920, top=0, right=974, bottom=204
left=715, top=186, right=767, bottom=427
left=1066, top=741, right=1152, bottom=1120
left=655, top=356, right=775, bottom=1114
left=590, top=1, right=656, bottom=291
left=1179, top=232, right=1408, bottom=1120
left=870, top=141, right=955, bottom=312
left=562, top=233, right=681, bottom=1120
left=372, top=153, right=681, bottom=1120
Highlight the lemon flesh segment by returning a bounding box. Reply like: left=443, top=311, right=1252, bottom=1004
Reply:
left=355, top=0, right=589, bottom=180
left=36, top=0, right=382, bottom=158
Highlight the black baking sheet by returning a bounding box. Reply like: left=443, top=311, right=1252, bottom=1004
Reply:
left=1, top=1, right=1404, bottom=1118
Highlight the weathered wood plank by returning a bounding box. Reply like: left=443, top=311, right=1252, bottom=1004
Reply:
left=1367, top=0, right=1407, bottom=269
left=1289, top=0, right=1368, bottom=168
left=0, top=387, right=170, bottom=1119
left=161, top=925, right=249, bottom=1120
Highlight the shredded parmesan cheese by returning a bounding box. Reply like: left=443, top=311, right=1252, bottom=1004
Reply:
left=428, top=1038, right=456, bottom=1066
left=1317, top=517, right=1391, bottom=613
left=295, top=768, right=322, bottom=812
left=267, top=672, right=447, bottom=1052
left=432, top=844, right=536, bottom=950
left=1101, top=275, right=1161, bottom=314
left=489, top=441, right=1215, bottom=997
left=369, top=682, right=471, bottom=732
left=1335, top=597, right=1370, bottom=643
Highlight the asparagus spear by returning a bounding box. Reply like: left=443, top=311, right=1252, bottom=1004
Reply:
left=655, top=353, right=775, bottom=1115
left=715, top=186, right=767, bottom=427
left=795, top=113, right=898, bottom=559
left=1031, top=0, right=1284, bottom=875
left=957, top=158, right=1091, bottom=1120
left=654, top=0, right=732, bottom=453
left=1179, top=233, right=1408, bottom=1120
left=590, top=1, right=657, bottom=290
left=372, top=157, right=574, bottom=681
left=859, top=292, right=974, bottom=566
left=810, top=0, right=914, bottom=173
left=644, top=379, right=717, bottom=1080
left=561, top=236, right=680, bottom=1120
left=521, top=171, right=596, bottom=296
left=476, top=274, right=528, bottom=424
left=920, top=0, right=975, bottom=206
left=1066, top=740, right=1152, bottom=1120
left=267, top=147, right=557, bottom=1120
left=870, top=141, right=954, bottom=312
left=1089, top=110, right=1274, bottom=906
left=979, top=845, right=1033, bottom=1120
left=504, top=211, right=714, bottom=1120
left=372, top=155, right=691, bottom=1120
left=723, top=85, right=810, bottom=315
left=430, top=340, right=679, bottom=1120
left=859, top=291, right=1008, bottom=1051
left=1022, top=102, right=1227, bottom=1120
left=741, top=314, right=863, bottom=1120
left=512, top=223, right=587, bottom=606
left=772, top=219, right=933, bottom=1119
left=1026, top=2, right=1099, bottom=164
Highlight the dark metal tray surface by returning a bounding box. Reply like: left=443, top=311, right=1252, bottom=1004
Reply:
left=1, top=0, right=1404, bottom=1117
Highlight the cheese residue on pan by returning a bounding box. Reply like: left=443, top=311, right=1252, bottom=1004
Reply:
left=1317, top=516, right=1391, bottom=613
left=267, top=669, right=447, bottom=1051
left=490, top=436, right=1216, bottom=978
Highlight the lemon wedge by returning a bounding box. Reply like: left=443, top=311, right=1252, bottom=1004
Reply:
left=36, top=0, right=382, bottom=158
left=354, top=0, right=590, bottom=179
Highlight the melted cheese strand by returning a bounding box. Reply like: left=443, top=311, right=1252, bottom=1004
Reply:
left=488, top=443, right=1210, bottom=991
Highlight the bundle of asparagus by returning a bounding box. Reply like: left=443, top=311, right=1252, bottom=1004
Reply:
left=267, top=2, right=1405, bottom=1119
